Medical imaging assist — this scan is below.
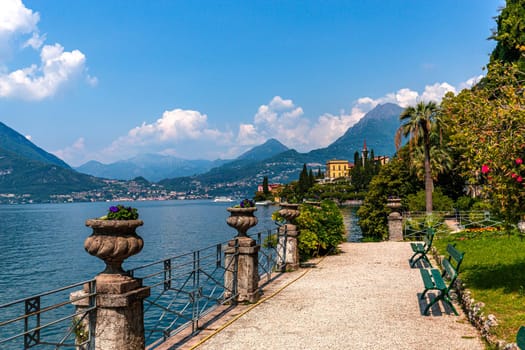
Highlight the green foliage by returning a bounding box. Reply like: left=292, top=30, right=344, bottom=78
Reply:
left=350, top=148, right=383, bottom=191
left=489, top=0, right=525, bottom=70
left=455, top=196, right=474, bottom=211
left=263, top=233, right=278, bottom=249
left=295, top=200, right=346, bottom=260
left=441, top=62, right=525, bottom=224
left=406, top=188, right=454, bottom=212
left=357, top=148, right=423, bottom=240
left=395, top=101, right=448, bottom=213
left=105, top=205, right=139, bottom=220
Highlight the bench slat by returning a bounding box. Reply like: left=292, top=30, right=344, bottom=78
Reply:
left=430, top=268, right=447, bottom=290
left=420, top=269, right=435, bottom=289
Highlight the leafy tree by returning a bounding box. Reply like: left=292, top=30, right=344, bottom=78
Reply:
left=441, top=62, right=525, bottom=224
left=406, top=188, right=455, bottom=212
left=357, top=148, right=423, bottom=240
left=395, top=101, right=444, bottom=214
left=489, top=0, right=525, bottom=70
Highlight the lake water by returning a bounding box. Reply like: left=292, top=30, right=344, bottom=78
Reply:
left=0, top=200, right=361, bottom=304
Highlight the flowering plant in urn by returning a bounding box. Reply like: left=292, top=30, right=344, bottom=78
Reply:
left=227, top=199, right=258, bottom=236
left=85, top=205, right=144, bottom=275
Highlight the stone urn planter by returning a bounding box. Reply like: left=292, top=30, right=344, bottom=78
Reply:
left=278, top=203, right=300, bottom=223
left=386, top=197, right=402, bottom=212
left=226, top=207, right=258, bottom=237
left=84, top=219, right=144, bottom=275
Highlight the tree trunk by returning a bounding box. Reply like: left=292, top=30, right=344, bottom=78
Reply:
left=424, top=143, right=433, bottom=214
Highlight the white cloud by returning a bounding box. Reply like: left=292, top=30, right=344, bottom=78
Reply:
left=420, top=82, right=456, bottom=102
left=240, top=96, right=310, bottom=150
left=53, top=137, right=87, bottom=165
left=22, top=31, right=45, bottom=49
left=98, top=108, right=231, bottom=162
left=64, top=76, right=484, bottom=165
left=0, top=43, right=86, bottom=100
left=0, top=0, right=95, bottom=100
left=0, top=0, right=39, bottom=38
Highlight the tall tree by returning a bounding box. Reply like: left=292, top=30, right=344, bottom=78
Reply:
left=395, top=101, right=441, bottom=214
left=262, top=176, right=269, bottom=195
left=489, top=0, right=525, bottom=69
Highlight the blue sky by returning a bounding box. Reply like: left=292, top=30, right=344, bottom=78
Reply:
left=0, top=0, right=503, bottom=166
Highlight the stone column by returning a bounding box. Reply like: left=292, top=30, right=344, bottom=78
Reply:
left=71, top=219, right=150, bottom=350
left=93, top=274, right=150, bottom=350
left=224, top=206, right=260, bottom=303
left=277, top=203, right=301, bottom=271
left=277, top=224, right=299, bottom=270
left=388, top=212, right=403, bottom=241
left=224, top=236, right=260, bottom=303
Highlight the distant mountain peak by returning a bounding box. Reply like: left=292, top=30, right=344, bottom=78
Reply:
left=237, top=138, right=289, bottom=161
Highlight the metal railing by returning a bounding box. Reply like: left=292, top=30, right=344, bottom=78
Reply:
left=0, top=226, right=285, bottom=350
left=0, top=279, right=96, bottom=350
left=403, top=211, right=502, bottom=240
left=130, top=226, right=283, bottom=349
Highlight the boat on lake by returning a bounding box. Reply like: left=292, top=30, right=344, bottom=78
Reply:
left=255, top=200, right=272, bottom=206
left=213, top=196, right=234, bottom=203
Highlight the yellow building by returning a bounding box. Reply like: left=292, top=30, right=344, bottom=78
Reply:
left=326, top=160, right=351, bottom=179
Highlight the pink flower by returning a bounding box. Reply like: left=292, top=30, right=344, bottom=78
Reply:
left=517, top=158, right=523, bottom=165
left=512, top=173, right=518, bottom=178
left=481, top=164, right=490, bottom=174
left=518, top=176, right=523, bottom=183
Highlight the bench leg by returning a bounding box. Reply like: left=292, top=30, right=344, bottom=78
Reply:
left=423, top=293, right=441, bottom=315
left=423, top=292, right=458, bottom=316
left=411, top=254, right=432, bottom=268
left=443, top=294, right=459, bottom=316
left=409, top=251, right=419, bottom=264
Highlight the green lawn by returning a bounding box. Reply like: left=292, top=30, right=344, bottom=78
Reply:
left=434, top=231, right=525, bottom=343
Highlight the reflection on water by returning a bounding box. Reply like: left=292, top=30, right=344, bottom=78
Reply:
left=340, top=206, right=363, bottom=242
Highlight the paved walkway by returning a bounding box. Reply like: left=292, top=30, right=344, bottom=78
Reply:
left=164, top=242, right=483, bottom=350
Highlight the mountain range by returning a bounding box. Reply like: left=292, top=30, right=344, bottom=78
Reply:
left=158, top=103, right=404, bottom=196
left=0, top=102, right=404, bottom=199
left=0, top=122, right=104, bottom=198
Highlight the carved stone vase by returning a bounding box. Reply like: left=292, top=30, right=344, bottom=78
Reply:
left=84, top=219, right=144, bottom=275
left=226, top=207, right=258, bottom=237
left=278, top=203, right=300, bottom=224
left=386, top=197, right=402, bottom=212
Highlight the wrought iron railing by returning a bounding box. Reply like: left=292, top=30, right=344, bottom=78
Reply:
left=130, top=226, right=283, bottom=349
left=0, top=226, right=284, bottom=350
left=0, top=279, right=96, bottom=350
left=403, top=211, right=502, bottom=240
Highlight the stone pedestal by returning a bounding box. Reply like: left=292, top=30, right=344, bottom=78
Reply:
left=93, top=274, right=150, bottom=350
left=277, top=224, right=299, bottom=271
left=388, top=212, right=403, bottom=241
left=224, top=236, right=260, bottom=303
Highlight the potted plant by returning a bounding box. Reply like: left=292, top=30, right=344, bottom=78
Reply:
left=84, top=205, right=144, bottom=275
left=226, top=199, right=258, bottom=236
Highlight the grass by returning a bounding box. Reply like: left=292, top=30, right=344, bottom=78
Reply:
left=434, top=231, right=525, bottom=344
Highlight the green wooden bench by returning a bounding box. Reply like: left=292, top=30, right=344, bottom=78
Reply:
left=517, top=326, right=525, bottom=349
left=420, top=243, right=465, bottom=316
left=409, top=227, right=435, bottom=267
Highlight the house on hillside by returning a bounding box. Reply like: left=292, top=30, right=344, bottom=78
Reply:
left=325, top=159, right=353, bottom=180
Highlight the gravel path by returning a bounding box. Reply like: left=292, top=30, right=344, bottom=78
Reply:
left=196, top=242, right=483, bottom=350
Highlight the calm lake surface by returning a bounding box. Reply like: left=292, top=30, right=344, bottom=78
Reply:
left=0, top=200, right=361, bottom=304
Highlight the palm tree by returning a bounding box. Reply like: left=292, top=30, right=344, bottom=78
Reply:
left=395, top=101, right=441, bottom=214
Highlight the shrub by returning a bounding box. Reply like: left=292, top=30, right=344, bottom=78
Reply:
left=295, top=200, right=346, bottom=260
